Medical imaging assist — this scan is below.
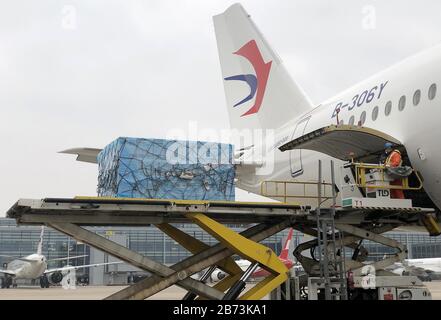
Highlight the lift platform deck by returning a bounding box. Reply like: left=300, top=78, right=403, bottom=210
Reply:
left=7, top=197, right=310, bottom=226
left=7, top=197, right=433, bottom=227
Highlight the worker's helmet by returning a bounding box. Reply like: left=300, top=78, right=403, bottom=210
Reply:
left=384, top=142, right=393, bottom=149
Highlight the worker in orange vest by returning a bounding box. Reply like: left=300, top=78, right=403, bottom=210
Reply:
left=383, top=142, right=405, bottom=199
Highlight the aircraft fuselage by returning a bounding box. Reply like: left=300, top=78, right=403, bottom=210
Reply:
left=237, top=43, right=441, bottom=212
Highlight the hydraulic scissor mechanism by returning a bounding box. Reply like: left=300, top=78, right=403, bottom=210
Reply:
left=48, top=218, right=291, bottom=300
left=293, top=222, right=406, bottom=277
left=182, top=265, right=218, bottom=300
left=7, top=198, right=307, bottom=300
left=223, top=262, right=260, bottom=300
left=185, top=213, right=290, bottom=300
left=155, top=215, right=291, bottom=300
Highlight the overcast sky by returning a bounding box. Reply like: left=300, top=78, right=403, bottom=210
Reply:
left=1, top=0, right=441, bottom=216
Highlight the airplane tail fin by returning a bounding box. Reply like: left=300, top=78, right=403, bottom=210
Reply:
left=37, top=226, right=44, bottom=255
left=213, top=3, right=313, bottom=131
left=279, top=228, right=293, bottom=260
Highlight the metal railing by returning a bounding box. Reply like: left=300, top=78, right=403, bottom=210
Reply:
left=352, top=162, right=423, bottom=191
left=260, top=180, right=334, bottom=205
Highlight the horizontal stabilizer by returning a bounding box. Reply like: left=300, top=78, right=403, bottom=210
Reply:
left=59, top=148, right=102, bottom=164
left=233, top=159, right=263, bottom=168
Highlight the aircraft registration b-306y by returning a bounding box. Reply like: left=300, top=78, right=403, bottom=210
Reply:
left=64, top=3, right=441, bottom=231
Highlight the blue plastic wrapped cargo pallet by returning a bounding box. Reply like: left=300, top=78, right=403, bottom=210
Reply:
left=97, top=137, right=235, bottom=201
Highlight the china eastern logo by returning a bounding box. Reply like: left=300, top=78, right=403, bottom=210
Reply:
left=225, top=40, right=272, bottom=117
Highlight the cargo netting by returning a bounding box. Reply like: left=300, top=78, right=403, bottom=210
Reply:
left=97, top=137, right=235, bottom=201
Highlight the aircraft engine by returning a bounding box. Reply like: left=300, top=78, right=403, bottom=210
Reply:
left=50, top=271, right=63, bottom=284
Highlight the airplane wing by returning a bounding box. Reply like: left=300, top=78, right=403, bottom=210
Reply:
left=59, top=148, right=102, bottom=164
left=0, top=269, right=16, bottom=276
left=0, top=255, right=42, bottom=263
left=44, top=261, right=122, bottom=274
left=407, top=266, right=427, bottom=272
left=405, top=264, right=439, bottom=274
left=47, top=255, right=88, bottom=262
left=0, top=255, right=20, bottom=260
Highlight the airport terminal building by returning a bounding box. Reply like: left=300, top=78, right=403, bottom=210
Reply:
left=1, top=217, right=441, bottom=286
left=0, top=218, right=296, bottom=285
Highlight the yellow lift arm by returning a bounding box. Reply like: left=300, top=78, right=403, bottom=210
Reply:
left=186, top=213, right=289, bottom=300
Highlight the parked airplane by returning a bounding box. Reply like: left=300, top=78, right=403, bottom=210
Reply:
left=210, top=228, right=295, bottom=282
left=404, top=258, right=441, bottom=273
left=0, top=227, right=121, bottom=288
left=388, top=257, right=441, bottom=280
left=64, top=3, right=441, bottom=229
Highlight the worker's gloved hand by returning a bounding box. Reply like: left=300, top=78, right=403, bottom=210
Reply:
left=385, top=166, right=413, bottom=179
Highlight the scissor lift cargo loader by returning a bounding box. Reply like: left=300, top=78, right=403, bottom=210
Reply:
left=6, top=126, right=441, bottom=300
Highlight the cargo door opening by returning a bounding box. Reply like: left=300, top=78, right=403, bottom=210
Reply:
left=280, top=124, right=436, bottom=210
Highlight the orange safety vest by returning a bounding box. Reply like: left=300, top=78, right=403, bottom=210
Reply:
left=385, top=149, right=402, bottom=167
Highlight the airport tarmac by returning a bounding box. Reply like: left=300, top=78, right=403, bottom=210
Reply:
left=0, top=282, right=440, bottom=300
left=0, top=285, right=184, bottom=300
